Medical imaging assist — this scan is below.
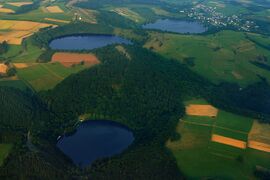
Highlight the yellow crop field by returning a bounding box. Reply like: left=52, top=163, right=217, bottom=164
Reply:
left=46, top=6, right=64, bottom=13
left=7, top=2, right=33, bottom=7
left=13, top=63, right=32, bottom=69
left=0, top=7, right=14, bottom=13
left=44, top=18, right=70, bottom=24
left=186, top=104, right=218, bottom=117
left=0, top=20, right=55, bottom=45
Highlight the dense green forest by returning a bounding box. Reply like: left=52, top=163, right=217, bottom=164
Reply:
left=0, top=87, right=74, bottom=179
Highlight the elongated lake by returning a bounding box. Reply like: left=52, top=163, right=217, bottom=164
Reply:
left=49, top=35, right=132, bottom=50
left=142, top=19, right=207, bottom=34
left=57, top=120, right=134, bottom=167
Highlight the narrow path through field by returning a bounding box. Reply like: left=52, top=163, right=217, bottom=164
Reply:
left=181, top=120, right=248, bottom=134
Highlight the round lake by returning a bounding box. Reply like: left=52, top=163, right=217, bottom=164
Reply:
left=57, top=120, right=134, bottom=167
left=142, top=19, right=207, bottom=34
left=49, top=35, right=132, bottom=50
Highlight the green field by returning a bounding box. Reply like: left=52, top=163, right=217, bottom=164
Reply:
left=167, top=99, right=270, bottom=179
left=0, top=144, right=12, bottom=167
left=0, top=79, right=29, bottom=91
left=17, top=63, right=86, bottom=91
left=145, top=30, right=270, bottom=86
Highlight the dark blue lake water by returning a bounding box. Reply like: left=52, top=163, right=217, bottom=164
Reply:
left=50, top=35, right=132, bottom=50
left=143, top=19, right=207, bottom=34
left=57, top=120, right=134, bottom=167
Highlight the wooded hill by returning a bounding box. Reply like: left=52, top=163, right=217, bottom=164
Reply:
left=1, top=45, right=270, bottom=179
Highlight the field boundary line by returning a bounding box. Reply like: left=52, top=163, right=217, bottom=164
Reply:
left=181, top=120, right=212, bottom=127
left=41, top=64, right=64, bottom=80
left=210, top=152, right=235, bottom=159
left=213, top=125, right=248, bottom=135
left=182, top=120, right=248, bottom=134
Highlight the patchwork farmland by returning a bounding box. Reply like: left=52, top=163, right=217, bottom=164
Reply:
left=167, top=99, right=270, bottom=179
left=16, top=63, right=87, bottom=91
left=0, top=20, right=55, bottom=45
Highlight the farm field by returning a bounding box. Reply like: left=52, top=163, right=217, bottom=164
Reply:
left=109, top=7, right=144, bottom=23
left=248, top=121, right=270, bottom=153
left=51, top=52, right=100, bottom=67
left=144, top=30, right=270, bottom=86
left=0, top=5, right=72, bottom=24
left=0, top=20, right=54, bottom=45
left=0, top=64, right=8, bottom=74
left=46, top=6, right=64, bottom=13
left=0, top=0, right=269, bottom=178
left=0, top=7, right=14, bottom=13
left=44, top=18, right=70, bottom=24
left=16, top=62, right=87, bottom=91
left=0, top=144, right=12, bottom=167
left=167, top=99, right=270, bottom=179
left=6, top=2, right=33, bottom=7
left=0, top=78, right=29, bottom=91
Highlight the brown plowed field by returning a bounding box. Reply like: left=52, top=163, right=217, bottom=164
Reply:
left=51, top=52, right=100, bottom=67
left=248, top=141, right=270, bottom=153
left=212, top=134, right=247, bottom=149
left=0, top=64, right=8, bottom=73
left=248, top=120, right=270, bottom=153
left=186, top=104, right=218, bottom=117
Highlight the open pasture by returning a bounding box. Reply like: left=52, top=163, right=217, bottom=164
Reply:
left=51, top=52, right=100, bottom=67
left=16, top=63, right=86, bottom=91
left=0, top=20, right=54, bottom=45
left=144, top=30, right=270, bottom=86
left=0, top=78, right=29, bottom=91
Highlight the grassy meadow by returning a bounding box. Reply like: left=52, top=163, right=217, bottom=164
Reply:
left=16, top=62, right=86, bottom=91
left=145, top=30, right=270, bottom=86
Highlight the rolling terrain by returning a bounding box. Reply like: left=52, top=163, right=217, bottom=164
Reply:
left=0, top=0, right=269, bottom=179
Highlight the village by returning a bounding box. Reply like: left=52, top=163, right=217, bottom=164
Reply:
left=181, top=3, right=258, bottom=32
